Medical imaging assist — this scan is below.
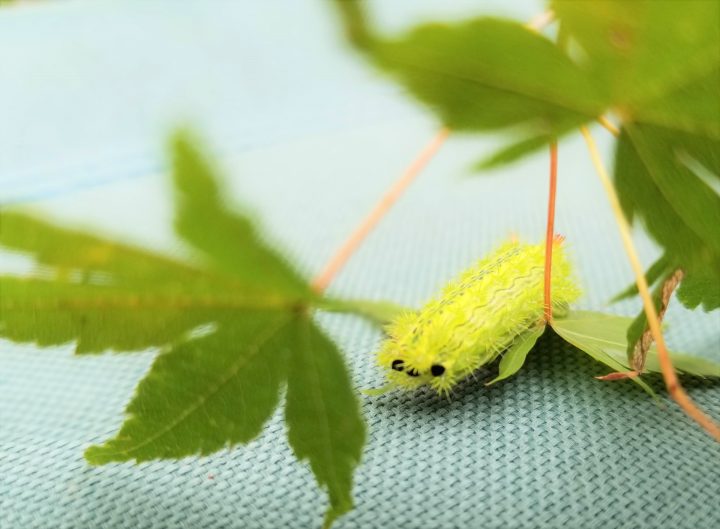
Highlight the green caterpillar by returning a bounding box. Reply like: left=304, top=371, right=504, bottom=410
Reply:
left=377, top=239, right=580, bottom=395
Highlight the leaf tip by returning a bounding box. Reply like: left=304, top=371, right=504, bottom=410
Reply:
left=83, top=444, right=110, bottom=466
left=168, top=126, right=196, bottom=153
left=322, top=500, right=353, bottom=529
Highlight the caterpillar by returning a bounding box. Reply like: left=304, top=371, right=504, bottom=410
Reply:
left=376, top=238, right=580, bottom=395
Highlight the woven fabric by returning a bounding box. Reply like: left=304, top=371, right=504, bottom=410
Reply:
left=1, top=2, right=719, bottom=529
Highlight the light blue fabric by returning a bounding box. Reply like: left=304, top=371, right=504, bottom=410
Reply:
left=1, top=1, right=719, bottom=528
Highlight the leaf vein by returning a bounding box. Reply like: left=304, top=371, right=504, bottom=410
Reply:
left=103, top=316, right=290, bottom=459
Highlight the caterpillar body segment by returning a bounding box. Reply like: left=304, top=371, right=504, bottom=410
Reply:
left=377, top=239, right=580, bottom=395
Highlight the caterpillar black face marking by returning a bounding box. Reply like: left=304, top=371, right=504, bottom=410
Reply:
left=431, top=364, right=445, bottom=376
left=406, top=368, right=420, bottom=377
left=391, top=359, right=405, bottom=372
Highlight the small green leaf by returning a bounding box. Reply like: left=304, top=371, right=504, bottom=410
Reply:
left=486, top=324, right=545, bottom=385
left=550, top=311, right=654, bottom=395
left=474, top=135, right=552, bottom=171
left=552, top=310, right=720, bottom=384
left=285, top=317, right=366, bottom=528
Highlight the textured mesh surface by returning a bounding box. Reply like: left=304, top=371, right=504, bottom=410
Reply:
left=1, top=2, right=719, bottom=529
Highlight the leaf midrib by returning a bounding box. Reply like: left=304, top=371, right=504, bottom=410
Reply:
left=95, top=317, right=291, bottom=460
left=381, top=50, right=603, bottom=119
left=553, top=325, right=627, bottom=351
left=295, top=322, right=343, bottom=502
left=2, top=294, right=300, bottom=311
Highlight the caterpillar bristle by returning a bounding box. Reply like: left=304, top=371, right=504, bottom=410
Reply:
left=374, top=239, right=580, bottom=395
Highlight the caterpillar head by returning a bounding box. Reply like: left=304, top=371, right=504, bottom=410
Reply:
left=376, top=312, right=458, bottom=396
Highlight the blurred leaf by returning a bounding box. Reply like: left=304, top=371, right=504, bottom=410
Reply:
left=334, top=2, right=606, bottom=139
left=0, top=130, right=369, bottom=527
left=625, top=126, right=720, bottom=254
left=634, top=67, right=720, bottom=138
left=336, top=1, right=719, bottom=170
left=553, top=0, right=720, bottom=135
left=370, top=19, right=604, bottom=131
left=0, top=276, right=241, bottom=354
left=0, top=213, right=271, bottom=353
left=171, top=130, right=311, bottom=298
left=645, top=350, right=720, bottom=379
left=285, top=318, right=366, bottom=528
left=615, top=124, right=720, bottom=312
left=486, top=324, right=545, bottom=385
left=0, top=210, right=205, bottom=282
left=677, top=269, right=720, bottom=311
left=676, top=127, right=720, bottom=177
left=473, top=134, right=553, bottom=171
left=551, top=311, right=654, bottom=395
left=552, top=311, right=720, bottom=384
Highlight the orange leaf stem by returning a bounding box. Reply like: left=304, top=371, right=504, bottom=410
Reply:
left=543, top=142, right=558, bottom=322
left=311, top=128, right=450, bottom=293
left=580, top=126, right=720, bottom=441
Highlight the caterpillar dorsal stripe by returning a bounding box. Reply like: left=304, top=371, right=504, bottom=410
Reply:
left=377, top=238, right=580, bottom=395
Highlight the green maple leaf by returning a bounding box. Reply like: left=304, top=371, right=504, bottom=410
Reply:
left=334, top=0, right=607, bottom=167
left=485, top=324, right=546, bottom=386
left=0, top=130, right=395, bottom=526
left=553, top=0, right=719, bottom=138
left=553, top=0, right=720, bottom=353
left=614, top=123, right=720, bottom=349
left=333, top=0, right=719, bottom=168
left=480, top=310, right=720, bottom=395
left=615, top=125, right=720, bottom=306
left=333, top=0, right=719, bottom=359
left=550, top=311, right=720, bottom=396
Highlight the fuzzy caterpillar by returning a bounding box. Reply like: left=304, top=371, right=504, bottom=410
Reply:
left=377, top=238, right=580, bottom=395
